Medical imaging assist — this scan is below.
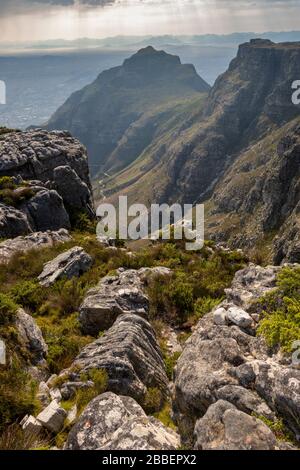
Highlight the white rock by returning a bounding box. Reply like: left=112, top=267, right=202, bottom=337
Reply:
left=37, top=400, right=67, bottom=434
left=50, top=388, right=62, bottom=402
left=213, top=307, right=228, bottom=326
left=21, top=415, right=43, bottom=435
left=227, top=306, right=252, bottom=328
left=66, top=404, right=77, bottom=425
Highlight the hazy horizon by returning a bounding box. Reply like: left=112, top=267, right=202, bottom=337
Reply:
left=1, top=1, right=300, bottom=43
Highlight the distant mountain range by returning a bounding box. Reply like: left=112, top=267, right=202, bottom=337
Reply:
left=2, top=31, right=300, bottom=50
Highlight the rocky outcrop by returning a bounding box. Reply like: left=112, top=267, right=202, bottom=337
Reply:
left=0, top=229, right=71, bottom=264
left=194, top=400, right=278, bottom=450
left=60, top=314, right=169, bottom=402
left=0, top=130, right=94, bottom=234
left=0, top=203, right=31, bottom=238
left=79, top=267, right=171, bottom=336
left=21, top=189, right=71, bottom=232
left=65, top=392, right=180, bottom=450
left=16, top=308, right=48, bottom=365
left=174, top=264, right=300, bottom=446
left=38, top=246, right=93, bottom=287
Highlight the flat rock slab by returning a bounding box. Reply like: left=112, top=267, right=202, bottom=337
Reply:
left=38, top=246, right=93, bottom=287
left=36, top=400, right=67, bottom=434
left=79, top=267, right=171, bottom=335
left=65, top=392, right=180, bottom=450
left=60, top=313, right=169, bottom=402
left=0, top=229, right=71, bottom=264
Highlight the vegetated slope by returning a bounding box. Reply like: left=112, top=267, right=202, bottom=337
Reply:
left=45, top=46, right=210, bottom=176
left=105, top=40, right=300, bottom=262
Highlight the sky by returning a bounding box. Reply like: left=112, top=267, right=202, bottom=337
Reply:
left=0, top=0, right=300, bottom=43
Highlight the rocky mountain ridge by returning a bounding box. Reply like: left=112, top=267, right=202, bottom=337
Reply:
left=44, top=46, right=210, bottom=176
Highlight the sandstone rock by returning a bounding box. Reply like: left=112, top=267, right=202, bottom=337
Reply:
left=194, top=400, right=278, bottom=450
left=60, top=380, right=94, bottom=401
left=22, top=189, right=70, bottom=232
left=37, top=381, right=51, bottom=407
left=53, top=165, right=94, bottom=216
left=21, top=415, right=43, bottom=435
left=38, top=246, right=93, bottom=287
left=16, top=309, right=48, bottom=364
left=225, top=264, right=280, bottom=309
left=66, top=405, right=77, bottom=426
left=61, top=314, right=168, bottom=402
left=65, top=392, right=180, bottom=450
left=36, top=400, right=67, bottom=434
left=0, top=203, right=31, bottom=239
left=0, top=129, right=94, bottom=221
left=50, top=388, right=62, bottom=402
left=213, top=307, right=228, bottom=326
left=0, top=229, right=71, bottom=264
left=216, top=385, right=275, bottom=420
left=79, top=268, right=152, bottom=336
left=227, top=306, right=253, bottom=329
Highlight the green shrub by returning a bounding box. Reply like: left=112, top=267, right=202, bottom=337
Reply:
left=0, top=293, right=18, bottom=326
left=153, top=402, right=177, bottom=431
left=0, top=176, right=15, bottom=190
left=164, top=352, right=181, bottom=381
left=10, top=281, right=46, bottom=311
left=143, top=387, right=163, bottom=414
left=0, top=358, right=39, bottom=433
left=255, top=267, right=300, bottom=352
left=194, top=296, right=223, bottom=319
left=37, top=314, right=92, bottom=373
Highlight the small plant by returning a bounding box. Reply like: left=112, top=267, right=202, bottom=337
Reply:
left=143, top=387, right=163, bottom=414
left=0, top=293, right=18, bottom=326
left=164, top=352, right=181, bottom=381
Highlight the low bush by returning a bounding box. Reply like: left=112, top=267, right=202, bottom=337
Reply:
left=143, top=387, right=163, bottom=414
left=255, top=267, right=300, bottom=352
left=0, top=293, right=18, bottom=326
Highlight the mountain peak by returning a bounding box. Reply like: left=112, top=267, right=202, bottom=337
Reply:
left=123, top=46, right=181, bottom=72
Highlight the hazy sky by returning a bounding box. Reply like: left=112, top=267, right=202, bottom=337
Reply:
left=1, top=0, right=300, bottom=42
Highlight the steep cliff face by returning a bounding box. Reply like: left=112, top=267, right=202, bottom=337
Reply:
left=104, top=40, right=300, bottom=261
left=106, top=39, right=300, bottom=206
left=45, top=46, right=210, bottom=176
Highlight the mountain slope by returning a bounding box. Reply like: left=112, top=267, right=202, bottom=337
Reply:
left=45, top=46, right=210, bottom=176
left=104, top=40, right=300, bottom=262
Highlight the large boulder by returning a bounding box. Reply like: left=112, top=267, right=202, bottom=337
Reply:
left=0, top=229, right=71, bottom=264
left=0, top=129, right=94, bottom=220
left=79, top=267, right=171, bottom=336
left=59, top=314, right=169, bottom=402
left=38, top=246, right=93, bottom=287
left=21, top=189, right=71, bottom=232
left=194, top=400, right=278, bottom=450
left=65, top=392, right=180, bottom=450
left=16, top=308, right=48, bottom=364
left=53, top=165, right=93, bottom=216
left=0, top=203, right=31, bottom=238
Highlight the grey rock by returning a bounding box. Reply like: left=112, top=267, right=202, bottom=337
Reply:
left=225, top=264, right=280, bottom=309
left=0, top=129, right=94, bottom=222
left=66, top=405, right=77, bottom=426
left=65, top=392, right=180, bottom=450
left=37, top=381, right=51, bottom=407
left=0, top=228, right=71, bottom=264
left=194, top=400, right=278, bottom=450
left=213, top=307, right=228, bottom=326
left=227, top=306, right=253, bottom=329
left=16, top=308, right=48, bottom=364
left=79, top=268, right=160, bottom=336
left=61, top=314, right=168, bottom=402
left=38, top=246, right=93, bottom=287
left=22, top=189, right=71, bottom=232
left=60, top=380, right=94, bottom=401
left=36, top=400, right=67, bottom=434
left=216, top=385, right=275, bottom=420
left=21, top=415, right=43, bottom=435
left=0, top=203, right=31, bottom=239
left=53, top=165, right=93, bottom=216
